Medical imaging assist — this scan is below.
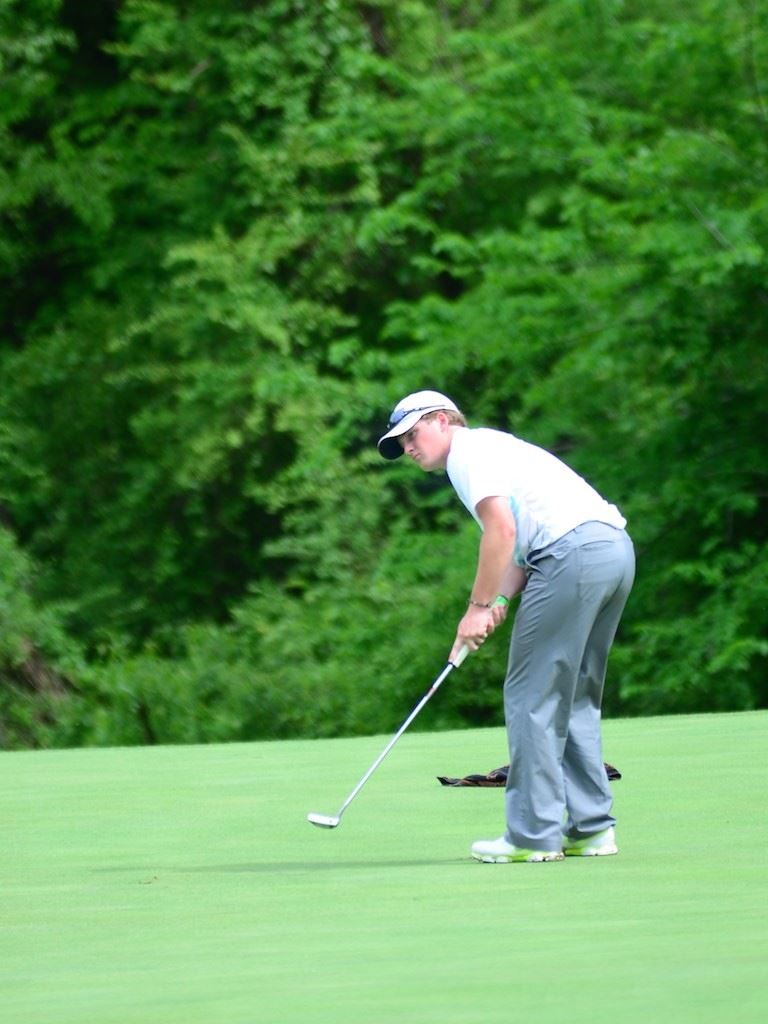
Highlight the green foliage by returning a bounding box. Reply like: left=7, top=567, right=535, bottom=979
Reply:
left=1, top=0, right=766, bottom=747
left=0, top=526, right=85, bottom=747
left=610, top=543, right=768, bottom=715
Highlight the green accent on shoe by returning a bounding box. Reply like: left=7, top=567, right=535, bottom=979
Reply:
left=472, top=844, right=565, bottom=864
left=563, top=827, right=618, bottom=857
left=472, top=851, right=565, bottom=863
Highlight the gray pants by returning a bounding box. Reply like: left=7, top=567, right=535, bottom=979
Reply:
left=503, top=522, right=635, bottom=851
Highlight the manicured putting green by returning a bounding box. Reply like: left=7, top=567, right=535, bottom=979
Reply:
left=2, top=711, right=766, bottom=1023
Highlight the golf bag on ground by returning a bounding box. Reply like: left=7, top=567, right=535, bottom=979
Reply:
left=437, top=762, right=621, bottom=787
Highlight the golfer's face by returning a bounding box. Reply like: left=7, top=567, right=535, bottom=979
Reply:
left=398, top=417, right=449, bottom=471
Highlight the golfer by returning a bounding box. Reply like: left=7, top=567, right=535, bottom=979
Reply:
left=378, top=390, right=635, bottom=863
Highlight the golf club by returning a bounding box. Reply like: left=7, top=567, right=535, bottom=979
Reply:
left=307, top=644, right=470, bottom=830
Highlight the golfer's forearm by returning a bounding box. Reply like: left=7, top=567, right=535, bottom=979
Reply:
left=499, top=562, right=528, bottom=599
left=469, top=528, right=517, bottom=604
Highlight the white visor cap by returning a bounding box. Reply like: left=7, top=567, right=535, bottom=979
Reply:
left=377, top=390, right=460, bottom=460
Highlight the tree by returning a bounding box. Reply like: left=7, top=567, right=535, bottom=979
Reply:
left=1, top=0, right=766, bottom=748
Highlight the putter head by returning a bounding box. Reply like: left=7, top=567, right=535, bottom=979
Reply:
left=307, top=812, right=340, bottom=829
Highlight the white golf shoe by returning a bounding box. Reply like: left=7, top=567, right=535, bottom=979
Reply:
left=563, top=826, right=618, bottom=857
left=471, top=836, right=565, bottom=863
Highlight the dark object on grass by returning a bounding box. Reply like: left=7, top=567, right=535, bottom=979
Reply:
left=437, top=762, right=622, bottom=787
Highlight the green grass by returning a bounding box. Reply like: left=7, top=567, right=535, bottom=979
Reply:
left=2, top=711, right=766, bottom=1024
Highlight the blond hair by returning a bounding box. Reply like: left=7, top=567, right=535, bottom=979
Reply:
left=421, top=408, right=467, bottom=428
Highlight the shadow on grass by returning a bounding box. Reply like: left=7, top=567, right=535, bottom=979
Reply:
left=96, top=858, right=465, bottom=876
left=184, top=859, right=465, bottom=873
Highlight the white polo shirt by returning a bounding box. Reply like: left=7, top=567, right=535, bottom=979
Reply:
left=446, top=427, right=626, bottom=566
